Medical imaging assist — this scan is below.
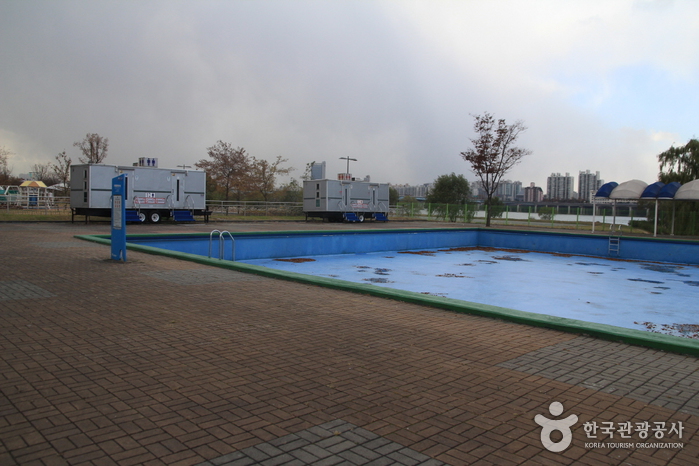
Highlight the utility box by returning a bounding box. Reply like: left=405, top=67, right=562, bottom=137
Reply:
left=70, top=163, right=208, bottom=223
left=303, top=178, right=389, bottom=222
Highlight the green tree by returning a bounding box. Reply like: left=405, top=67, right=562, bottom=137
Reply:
left=488, top=196, right=506, bottom=219
left=426, top=173, right=471, bottom=222
left=659, top=139, right=699, bottom=184
left=276, top=178, right=303, bottom=203
left=389, top=186, right=399, bottom=206
left=654, top=139, right=699, bottom=236
left=460, top=112, right=531, bottom=226
left=538, top=206, right=555, bottom=221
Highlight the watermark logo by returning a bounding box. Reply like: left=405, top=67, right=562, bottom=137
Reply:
left=534, top=402, right=578, bottom=452
left=534, top=401, right=685, bottom=452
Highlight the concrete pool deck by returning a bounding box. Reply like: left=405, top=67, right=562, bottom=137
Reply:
left=1, top=221, right=699, bottom=465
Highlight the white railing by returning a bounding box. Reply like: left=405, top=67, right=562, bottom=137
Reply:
left=206, top=200, right=303, bottom=217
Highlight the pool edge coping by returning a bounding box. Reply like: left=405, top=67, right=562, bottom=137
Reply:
left=75, top=231, right=699, bottom=357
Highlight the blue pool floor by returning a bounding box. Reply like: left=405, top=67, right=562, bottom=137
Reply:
left=242, top=247, right=699, bottom=338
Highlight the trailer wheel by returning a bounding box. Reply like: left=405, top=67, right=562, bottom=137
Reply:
left=148, top=212, right=161, bottom=223
left=358, top=214, right=364, bottom=222
left=138, top=212, right=146, bottom=223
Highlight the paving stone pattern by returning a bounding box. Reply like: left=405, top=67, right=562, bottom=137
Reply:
left=1, top=222, right=698, bottom=465
left=196, top=420, right=444, bottom=466
left=35, top=241, right=100, bottom=249
left=499, top=336, right=699, bottom=417
left=142, top=269, right=264, bottom=285
left=0, top=279, right=55, bottom=301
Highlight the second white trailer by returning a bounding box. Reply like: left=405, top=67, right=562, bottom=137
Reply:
left=303, top=179, right=389, bottom=222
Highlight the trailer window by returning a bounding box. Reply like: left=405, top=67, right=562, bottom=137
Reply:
left=176, top=180, right=180, bottom=202
left=124, top=176, right=128, bottom=200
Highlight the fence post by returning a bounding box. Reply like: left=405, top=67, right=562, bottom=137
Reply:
left=528, top=206, right=531, bottom=226
left=576, top=207, right=580, bottom=230
left=505, top=205, right=509, bottom=225
left=629, top=207, right=633, bottom=233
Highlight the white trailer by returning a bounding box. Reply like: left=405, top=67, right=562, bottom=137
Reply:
left=70, top=163, right=208, bottom=223
left=303, top=179, right=389, bottom=222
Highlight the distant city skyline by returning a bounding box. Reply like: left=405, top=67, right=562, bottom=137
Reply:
left=392, top=167, right=611, bottom=203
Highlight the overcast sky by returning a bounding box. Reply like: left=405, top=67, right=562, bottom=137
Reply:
left=1, top=0, right=697, bottom=190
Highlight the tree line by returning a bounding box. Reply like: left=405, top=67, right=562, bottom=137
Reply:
left=195, top=141, right=298, bottom=203
left=0, top=134, right=303, bottom=202
left=0, top=133, right=107, bottom=190
left=3, top=117, right=695, bottom=232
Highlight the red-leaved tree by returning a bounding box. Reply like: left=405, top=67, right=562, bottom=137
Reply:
left=461, top=112, right=531, bottom=226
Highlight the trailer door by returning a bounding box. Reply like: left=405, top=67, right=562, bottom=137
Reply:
left=370, top=185, right=378, bottom=210
left=342, top=183, right=351, bottom=210
left=172, top=172, right=185, bottom=208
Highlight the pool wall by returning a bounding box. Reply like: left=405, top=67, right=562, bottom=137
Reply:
left=104, top=228, right=699, bottom=264
left=77, top=228, right=699, bottom=356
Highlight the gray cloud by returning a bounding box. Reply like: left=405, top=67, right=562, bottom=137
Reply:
left=1, top=0, right=696, bottom=190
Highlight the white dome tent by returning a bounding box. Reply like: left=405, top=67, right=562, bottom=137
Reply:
left=593, top=179, right=699, bottom=236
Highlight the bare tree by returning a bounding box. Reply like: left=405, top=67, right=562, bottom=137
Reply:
left=249, top=155, right=293, bottom=202
left=301, top=161, right=315, bottom=181
left=195, top=141, right=251, bottom=201
left=74, top=133, right=109, bottom=164
left=52, top=151, right=72, bottom=193
left=0, top=146, right=22, bottom=185
left=460, top=112, right=531, bottom=226
left=0, top=146, right=13, bottom=182
left=32, top=163, right=58, bottom=185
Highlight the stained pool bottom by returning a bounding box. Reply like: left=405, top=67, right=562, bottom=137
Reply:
left=242, top=247, right=699, bottom=338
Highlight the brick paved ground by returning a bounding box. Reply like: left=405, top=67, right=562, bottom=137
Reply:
left=1, top=221, right=698, bottom=465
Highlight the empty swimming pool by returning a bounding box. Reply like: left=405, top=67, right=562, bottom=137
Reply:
left=243, top=246, right=699, bottom=337
left=82, top=227, right=699, bottom=353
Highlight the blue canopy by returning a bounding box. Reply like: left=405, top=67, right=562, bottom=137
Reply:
left=658, top=182, right=682, bottom=199
left=595, top=182, right=618, bottom=198
left=640, top=182, right=665, bottom=199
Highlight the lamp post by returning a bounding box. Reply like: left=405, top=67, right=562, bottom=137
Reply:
left=177, top=164, right=192, bottom=170
left=339, top=156, right=357, bottom=175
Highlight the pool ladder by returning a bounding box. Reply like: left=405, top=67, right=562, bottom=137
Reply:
left=209, top=230, right=235, bottom=261
left=608, top=225, right=622, bottom=256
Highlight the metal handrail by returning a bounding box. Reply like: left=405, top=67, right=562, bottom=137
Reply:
left=221, top=230, right=234, bottom=260
left=208, top=229, right=235, bottom=261
left=184, top=194, right=195, bottom=213
left=164, top=194, right=174, bottom=214
left=133, top=196, right=143, bottom=218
